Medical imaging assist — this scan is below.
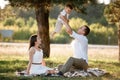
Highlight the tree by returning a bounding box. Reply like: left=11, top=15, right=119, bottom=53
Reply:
left=8, top=0, right=96, bottom=57
left=104, top=0, right=120, bottom=62
left=0, top=5, right=15, bottom=21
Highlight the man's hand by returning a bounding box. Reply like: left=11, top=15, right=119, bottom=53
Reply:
left=60, top=15, right=68, bottom=23
left=66, top=20, right=69, bottom=24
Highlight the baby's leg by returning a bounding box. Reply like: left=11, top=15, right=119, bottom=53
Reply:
left=54, top=20, right=63, bottom=33
left=50, top=20, right=63, bottom=38
left=51, top=32, right=56, bottom=37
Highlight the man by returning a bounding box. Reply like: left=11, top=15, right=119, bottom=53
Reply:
left=58, top=23, right=90, bottom=75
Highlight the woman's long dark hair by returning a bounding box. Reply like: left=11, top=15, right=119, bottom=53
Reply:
left=29, top=34, right=37, bottom=49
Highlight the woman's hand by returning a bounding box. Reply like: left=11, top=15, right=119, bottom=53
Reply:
left=26, top=71, right=29, bottom=75
left=42, top=59, right=46, bottom=66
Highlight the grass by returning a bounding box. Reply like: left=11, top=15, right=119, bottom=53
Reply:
left=0, top=43, right=120, bottom=80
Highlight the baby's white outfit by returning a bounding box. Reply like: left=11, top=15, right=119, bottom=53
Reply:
left=54, top=9, right=69, bottom=33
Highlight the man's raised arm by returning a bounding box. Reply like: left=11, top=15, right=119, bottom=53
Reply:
left=64, top=23, right=72, bottom=35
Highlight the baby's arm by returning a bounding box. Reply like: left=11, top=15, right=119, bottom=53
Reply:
left=59, top=15, right=69, bottom=23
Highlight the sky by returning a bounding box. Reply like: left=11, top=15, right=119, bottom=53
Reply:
left=0, top=0, right=9, bottom=9
left=98, top=0, right=111, bottom=4
left=0, top=0, right=111, bottom=9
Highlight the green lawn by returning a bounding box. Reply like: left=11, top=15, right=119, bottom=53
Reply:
left=0, top=53, right=120, bottom=80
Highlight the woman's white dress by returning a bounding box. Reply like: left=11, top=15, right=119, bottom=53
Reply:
left=29, top=48, right=52, bottom=75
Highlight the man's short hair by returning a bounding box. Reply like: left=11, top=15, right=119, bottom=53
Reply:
left=83, top=25, right=90, bottom=36
left=65, top=3, right=73, bottom=10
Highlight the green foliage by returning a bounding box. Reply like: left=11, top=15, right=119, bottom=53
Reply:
left=88, top=23, right=117, bottom=45
left=49, top=18, right=117, bottom=45
left=70, top=18, right=88, bottom=29
left=8, top=0, right=96, bottom=14
left=104, top=0, right=120, bottom=24
left=3, top=18, right=15, bottom=26
left=27, top=17, right=35, bottom=27
left=51, top=32, right=70, bottom=44
left=0, top=17, right=118, bottom=44
left=50, top=4, right=109, bottom=26
left=0, top=5, right=15, bottom=21
left=13, top=28, right=32, bottom=40
left=14, top=8, right=35, bottom=20
left=79, top=4, right=108, bottom=25
left=15, top=18, right=25, bottom=28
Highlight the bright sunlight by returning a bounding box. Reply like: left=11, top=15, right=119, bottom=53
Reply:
left=98, top=0, right=111, bottom=4
left=0, top=0, right=9, bottom=9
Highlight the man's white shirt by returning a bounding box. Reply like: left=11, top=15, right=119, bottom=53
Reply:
left=70, top=31, right=88, bottom=63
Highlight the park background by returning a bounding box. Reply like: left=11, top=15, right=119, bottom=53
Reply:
left=0, top=0, right=120, bottom=80
left=0, top=4, right=118, bottom=45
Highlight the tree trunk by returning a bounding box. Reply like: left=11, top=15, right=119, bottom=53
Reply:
left=118, top=21, right=120, bottom=62
left=35, top=5, right=50, bottom=58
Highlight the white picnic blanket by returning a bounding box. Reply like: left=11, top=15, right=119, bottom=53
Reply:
left=63, top=68, right=109, bottom=77
left=15, top=68, right=108, bottom=77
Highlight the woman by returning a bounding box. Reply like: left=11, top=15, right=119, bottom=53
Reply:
left=26, top=34, right=55, bottom=75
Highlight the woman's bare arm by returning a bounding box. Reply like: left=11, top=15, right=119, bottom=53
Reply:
left=26, top=47, right=35, bottom=75
left=42, top=59, right=46, bottom=66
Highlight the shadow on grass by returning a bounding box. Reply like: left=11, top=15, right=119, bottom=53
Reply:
left=0, top=60, right=61, bottom=73
left=0, top=60, right=28, bottom=73
left=89, top=60, right=120, bottom=67
left=0, top=75, right=120, bottom=80
left=89, top=60, right=120, bottom=80
left=0, top=75, right=33, bottom=80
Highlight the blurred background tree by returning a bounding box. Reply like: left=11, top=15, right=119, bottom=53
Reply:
left=104, top=0, right=120, bottom=61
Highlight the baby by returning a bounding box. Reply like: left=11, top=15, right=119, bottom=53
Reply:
left=51, top=3, right=73, bottom=37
